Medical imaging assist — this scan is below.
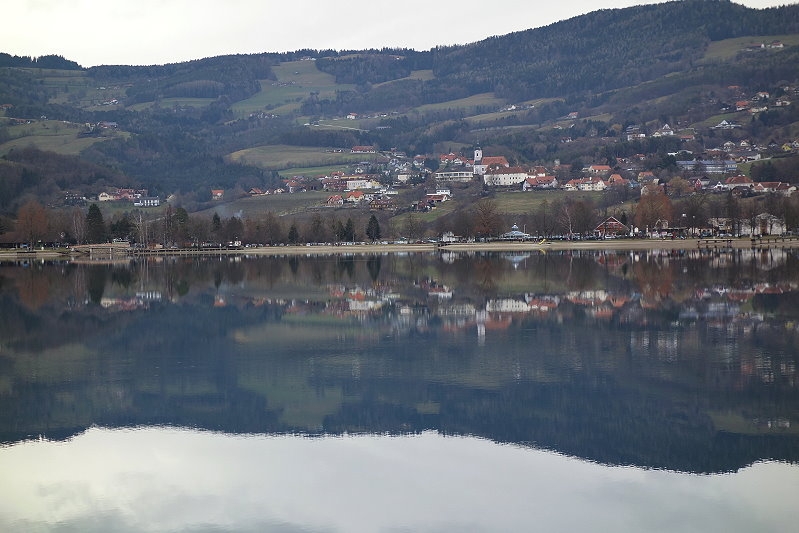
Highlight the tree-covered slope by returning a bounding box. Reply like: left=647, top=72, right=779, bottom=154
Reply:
left=437, top=0, right=799, bottom=97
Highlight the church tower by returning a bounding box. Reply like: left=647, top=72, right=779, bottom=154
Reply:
left=473, top=146, right=485, bottom=176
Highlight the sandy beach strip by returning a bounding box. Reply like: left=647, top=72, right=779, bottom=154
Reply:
left=2, top=237, right=798, bottom=261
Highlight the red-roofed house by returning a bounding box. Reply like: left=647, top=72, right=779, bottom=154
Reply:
left=522, top=176, right=558, bottom=191
left=345, top=190, right=365, bottom=203
left=439, top=152, right=466, bottom=165
left=725, top=175, right=754, bottom=189
left=606, top=174, right=630, bottom=187
left=351, top=146, right=376, bottom=153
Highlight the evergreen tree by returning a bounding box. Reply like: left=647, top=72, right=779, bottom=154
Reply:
left=288, top=222, right=299, bottom=244
left=333, top=220, right=346, bottom=242
left=109, top=215, right=134, bottom=241
left=307, top=213, right=326, bottom=243
left=85, top=203, right=107, bottom=244
left=366, top=214, right=381, bottom=242
left=344, top=218, right=355, bottom=242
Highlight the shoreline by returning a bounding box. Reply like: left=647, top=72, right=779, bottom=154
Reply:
left=2, top=236, right=799, bottom=261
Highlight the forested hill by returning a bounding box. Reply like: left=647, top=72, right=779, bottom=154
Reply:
left=316, top=0, right=799, bottom=106
left=434, top=0, right=799, bottom=100
left=2, top=0, right=799, bottom=212
left=308, top=0, right=799, bottom=112
left=6, top=1, right=798, bottom=111
left=434, top=0, right=799, bottom=101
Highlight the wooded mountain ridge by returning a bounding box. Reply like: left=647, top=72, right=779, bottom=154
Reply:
left=1, top=0, right=799, bottom=212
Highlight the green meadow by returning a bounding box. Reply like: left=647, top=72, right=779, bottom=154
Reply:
left=195, top=191, right=331, bottom=218
left=227, top=144, right=386, bottom=172
left=0, top=118, right=125, bottom=156
left=493, top=190, right=598, bottom=215
left=374, top=69, right=436, bottom=88
left=127, top=98, right=217, bottom=111
left=415, top=93, right=506, bottom=114
left=231, top=60, right=355, bottom=117
left=701, top=34, right=799, bottom=62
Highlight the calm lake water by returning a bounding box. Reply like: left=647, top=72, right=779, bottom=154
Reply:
left=1, top=248, right=798, bottom=532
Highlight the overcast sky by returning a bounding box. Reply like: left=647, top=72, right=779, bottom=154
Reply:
left=6, top=1, right=792, bottom=67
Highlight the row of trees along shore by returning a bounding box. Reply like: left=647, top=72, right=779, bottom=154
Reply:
left=5, top=189, right=799, bottom=249
left=4, top=200, right=389, bottom=247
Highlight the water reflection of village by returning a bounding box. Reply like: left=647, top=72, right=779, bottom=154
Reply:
left=234, top=249, right=798, bottom=336
left=154, top=250, right=794, bottom=385
left=6, top=248, right=798, bottom=392
left=3, top=249, right=798, bottom=471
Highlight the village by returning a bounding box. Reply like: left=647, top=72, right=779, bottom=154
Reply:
left=45, top=78, right=799, bottom=249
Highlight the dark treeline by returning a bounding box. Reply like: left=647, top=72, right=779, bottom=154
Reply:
left=0, top=53, right=82, bottom=70
left=315, top=49, right=433, bottom=85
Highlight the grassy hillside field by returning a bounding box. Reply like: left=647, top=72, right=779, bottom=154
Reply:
left=701, top=34, right=799, bottom=62
left=230, top=60, right=355, bottom=118
left=194, top=190, right=331, bottom=219
left=492, top=190, right=597, bottom=215
left=0, top=117, right=127, bottom=156
left=227, top=144, right=387, bottom=171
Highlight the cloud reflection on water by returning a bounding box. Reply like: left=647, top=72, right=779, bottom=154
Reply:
left=1, top=427, right=797, bottom=533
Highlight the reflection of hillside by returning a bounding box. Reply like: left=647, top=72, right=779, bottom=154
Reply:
left=1, top=251, right=798, bottom=473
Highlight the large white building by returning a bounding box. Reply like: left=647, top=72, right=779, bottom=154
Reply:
left=483, top=166, right=529, bottom=187
left=345, top=179, right=381, bottom=190
left=434, top=170, right=474, bottom=183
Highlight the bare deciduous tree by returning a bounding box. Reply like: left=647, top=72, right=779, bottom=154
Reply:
left=473, top=199, right=503, bottom=238
left=16, top=200, right=49, bottom=246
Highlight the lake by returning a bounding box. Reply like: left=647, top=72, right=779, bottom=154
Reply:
left=1, top=248, right=798, bottom=532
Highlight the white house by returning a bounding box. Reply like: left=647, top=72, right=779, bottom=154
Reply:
left=345, top=179, right=380, bottom=190
left=133, top=197, right=160, bottom=207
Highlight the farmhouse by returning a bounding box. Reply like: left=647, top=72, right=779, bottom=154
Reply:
left=425, top=187, right=452, bottom=203
left=587, top=164, right=612, bottom=175
left=351, top=145, right=376, bottom=153
left=522, top=176, right=558, bottom=191
left=594, top=216, right=629, bottom=237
